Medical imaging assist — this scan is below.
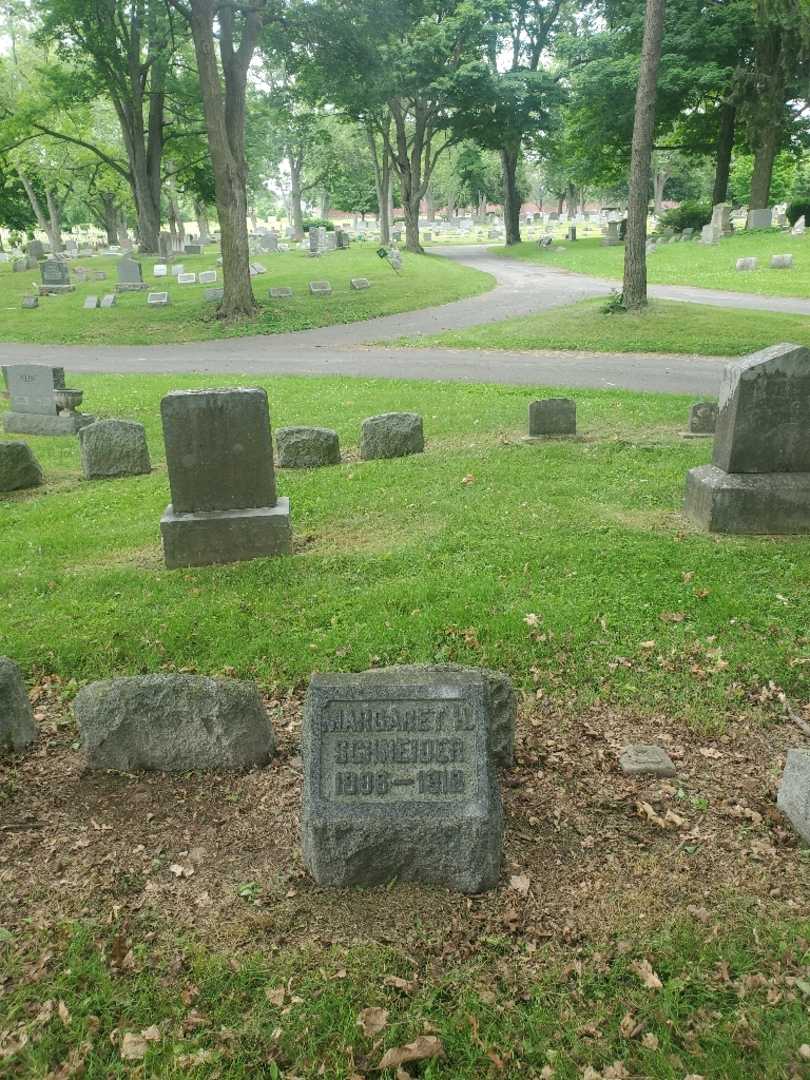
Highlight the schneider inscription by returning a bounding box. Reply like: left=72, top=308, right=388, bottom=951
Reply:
left=302, top=669, right=503, bottom=893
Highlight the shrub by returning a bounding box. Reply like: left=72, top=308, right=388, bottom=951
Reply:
left=302, top=217, right=335, bottom=232
left=658, top=201, right=712, bottom=233
left=786, top=200, right=810, bottom=226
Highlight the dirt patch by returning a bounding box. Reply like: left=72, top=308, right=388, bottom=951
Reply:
left=2, top=676, right=808, bottom=962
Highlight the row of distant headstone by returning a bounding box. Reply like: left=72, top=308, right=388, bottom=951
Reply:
left=3, top=649, right=809, bottom=892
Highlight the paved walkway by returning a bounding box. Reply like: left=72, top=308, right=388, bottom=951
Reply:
left=1, top=246, right=805, bottom=396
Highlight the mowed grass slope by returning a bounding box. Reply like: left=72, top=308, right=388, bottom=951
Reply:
left=0, top=246, right=492, bottom=345
left=2, top=373, right=809, bottom=724
left=502, top=229, right=810, bottom=296
left=404, top=297, right=810, bottom=356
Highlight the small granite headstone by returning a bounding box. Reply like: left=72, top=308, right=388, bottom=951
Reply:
left=199, top=270, right=217, bottom=284
left=684, top=401, right=718, bottom=438
left=184, top=243, right=203, bottom=255
left=350, top=277, right=371, bottom=290
left=747, top=208, right=773, bottom=230
left=83, top=295, right=99, bottom=309
left=170, top=264, right=185, bottom=277
left=736, top=257, right=757, bottom=271
left=526, top=397, right=576, bottom=438
left=269, top=286, right=293, bottom=299
left=301, top=668, right=503, bottom=892
left=93, top=270, right=107, bottom=281
left=147, top=291, right=169, bottom=306
left=777, top=749, right=810, bottom=843
left=619, top=744, right=676, bottom=777
left=177, top=272, right=197, bottom=284
left=770, top=254, right=794, bottom=269
left=153, top=264, right=168, bottom=277
left=100, top=294, right=116, bottom=308
left=204, top=287, right=224, bottom=302
left=21, top=295, right=38, bottom=309
left=791, top=215, right=805, bottom=236
left=276, top=426, right=340, bottom=468
left=40, top=257, right=74, bottom=293
left=116, top=256, right=147, bottom=292
left=0, top=441, right=43, bottom=491
left=0, top=657, right=37, bottom=752
left=359, top=412, right=424, bottom=460
left=74, top=675, right=275, bottom=771
left=309, top=280, right=332, bottom=295
left=79, top=419, right=151, bottom=479
left=27, top=240, right=45, bottom=260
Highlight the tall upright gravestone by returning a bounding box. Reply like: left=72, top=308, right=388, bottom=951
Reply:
left=302, top=668, right=503, bottom=893
left=2, top=365, right=94, bottom=435
left=684, top=343, right=810, bottom=533
left=159, top=388, right=291, bottom=568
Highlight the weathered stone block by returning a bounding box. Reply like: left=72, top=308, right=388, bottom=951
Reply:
left=359, top=412, right=424, bottom=460
left=74, top=674, right=275, bottom=771
left=735, top=257, right=757, bottom=271
left=79, top=419, right=151, bottom=479
left=302, top=668, right=503, bottom=892
left=0, top=657, right=37, bottom=752
left=619, top=744, right=676, bottom=777
left=777, top=749, right=810, bottom=844
left=770, top=254, right=794, bottom=269
left=713, top=344, right=810, bottom=474
left=0, top=441, right=43, bottom=491
left=160, top=498, right=291, bottom=568
left=684, top=464, right=810, bottom=534
left=527, top=397, right=576, bottom=437
left=686, top=401, right=718, bottom=436
left=276, top=426, right=340, bottom=468
left=3, top=412, right=95, bottom=436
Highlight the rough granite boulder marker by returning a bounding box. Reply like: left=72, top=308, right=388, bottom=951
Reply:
left=0, top=441, right=43, bottom=491
left=0, top=657, right=37, bottom=752
left=525, top=397, right=576, bottom=439
left=619, top=744, right=676, bottom=777
left=74, top=674, right=275, bottom=771
left=360, top=412, right=424, bottom=460
left=777, top=749, right=810, bottom=843
left=685, top=343, right=810, bottom=533
left=79, top=419, right=151, bottom=479
left=159, top=387, right=291, bottom=568
left=276, top=426, right=340, bottom=468
left=302, top=668, right=503, bottom=892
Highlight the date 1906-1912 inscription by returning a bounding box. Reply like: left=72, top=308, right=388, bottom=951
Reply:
left=319, top=697, right=477, bottom=804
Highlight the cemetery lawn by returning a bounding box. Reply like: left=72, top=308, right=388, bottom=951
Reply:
left=0, top=247, right=492, bottom=345
left=400, top=297, right=810, bottom=356
left=502, top=229, right=810, bottom=296
left=3, top=373, right=810, bottom=1077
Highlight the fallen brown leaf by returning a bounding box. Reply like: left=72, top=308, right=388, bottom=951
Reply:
left=379, top=1035, right=445, bottom=1070
left=357, top=1007, right=389, bottom=1037
left=631, top=958, right=663, bottom=990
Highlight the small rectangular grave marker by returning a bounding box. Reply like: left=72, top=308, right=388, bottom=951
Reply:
left=147, top=291, right=170, bottom=306
left=170, top=264, right=184, bottom=277
left=100, top=294, right=116, bottom=308
left=154, top=264, right=168, bottom=277
left=204, top=287, right=224, bottom=302
left=93, top=271, right=107, bottom=281
left=21, top=295, right=38, bottom=309
left=350, top=277, right=370, bottom=290
left=309, top=280, right=332, bottom=296
left=198, top=270, right=217, bottom=284
left=83, top=295, right=99, bottom=309
left=269, top=286, right=293, bottom=299
left=177, top=272, right=197, bottom=284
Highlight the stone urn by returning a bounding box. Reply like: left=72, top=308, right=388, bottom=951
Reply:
left=54, top=388, right=84, bottom=415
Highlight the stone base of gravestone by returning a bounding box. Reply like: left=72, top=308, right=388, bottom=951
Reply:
left=79, top=419, right=151, bottom=479
left=0, top=657, right=37, bottom=752
left=684, top=464, right=810, bottom=534
left=777, top=749, right=810, bottom=844
left=3, top=411, right=96, bottom=436
left=74, top=674, right=275, bottom=771
left=115, top=282, right=149, bottom=293
left=160, top=497, right=292, bottom=569
left=37, top=284, right=76, bottom=295
left=276, top=426, right=340, bottom=468
left=0, top=441, right=43, bottom=491
left=359, top=412, right=424, bottom=460
left=301, top=668, right=503, bottom=893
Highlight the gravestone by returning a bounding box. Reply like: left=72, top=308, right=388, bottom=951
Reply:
left=791, top=215, right=805, bottom=236
left=0, top=657, right=37, bottom=752
left=13, top=255, right=37, bottom=272
left=147, top=291, right=169, bottom=306
left=100, top=293, right=116, bottom=308
left=736, top=257, right=757, bottom=271
left=684, top=343, right=810, bottom=533
left=21, top=296, right=38, bottom=309
left=27, top=239, right=45, bottom=260
left=525, top=397, right=577, bottom=439
left=301, top=668, right=503, bottom=892
left=204, top=287, right=224, bottom=302
left=359, top=412, right=424, bottom=460
left=276, top=426, right=340, bottom=468
left=199, top=270, right=217, bottom=284
left=711, top=202, right=732, bottom=236
left=159, top=232, right=173, bottom=259
left=0, top=441, right=43, bottom=491
left=73, top=267, right=88, bottom=283
left=269, top=286, right=293, bottom=299
left=603, top=221, right=621, bottom=246
left=350, top=277, right=371, bottom=290
left=2, top=364, right=94, bottom=435
left=177, top=272, right=197, bottom=284
left=159, top=387, right=291, bottom=568
left=701, top=224, right=719, bottom=244
left=184, top=243, right=203, bottom=255
left=153, top=264, right=168, bottom=277
left=116, top=256, right=148, bottom=292
left=770, top=254, right=794, bottom=269
left=619, top=744, right=676, bottom=777
left=75, top=675, right=275, bottom=771
left=79, top=419, right=151, bottom=479
left=93, top=270, right=107, bottom=281
left=169, top=263, right=184, bottom=277
left=83, top=295, right=99, bottom=309
left=683, top=401, right=718, bottom=438
left=40, top=257, right=75, bottom=294
left=777, top=749, right=810, bottom=843
left=309, top=280, right=332, bottom=296
left=747, top=208, right=773, bottom=230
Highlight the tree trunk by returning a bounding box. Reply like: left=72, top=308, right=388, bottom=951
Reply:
left=45, top=191, right=63, bottom=251
left=195, top=200, right=212, bottom=244
left=623, top=0, right=666, bottom=310
left=289, top=157, right=305, bottom=239
left=711, top=101, right=735, bottom=206
left=184, top=0, right=260, bottom=319
left=101, top=195, right=120, bottom=246
left=556, top=194, right=564, bottom=214
left=653, top=170, right=669, bottom=215
left=403, top=196, right=423, bottom=254
left=750, top=124, right=779, bottom=209
left=501, top=143, right=521, bottom=245
left=16, top=170, right=50, bottom=247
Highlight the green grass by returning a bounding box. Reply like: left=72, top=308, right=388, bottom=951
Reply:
left=2, top=913, right=808, bottom=1077
left=402, top=297, right=810, bottom=356
left=502, top=229, right=810, bottom=296
left=0, top=247, right=492, bottom=345
left=2, top=373, right=809, bottom=724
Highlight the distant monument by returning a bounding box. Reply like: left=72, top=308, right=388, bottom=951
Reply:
left=2, top=365, right=94, bottom=436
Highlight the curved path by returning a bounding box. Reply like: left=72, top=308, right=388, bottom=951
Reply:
left=2, top=246, right=806, bottom=395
